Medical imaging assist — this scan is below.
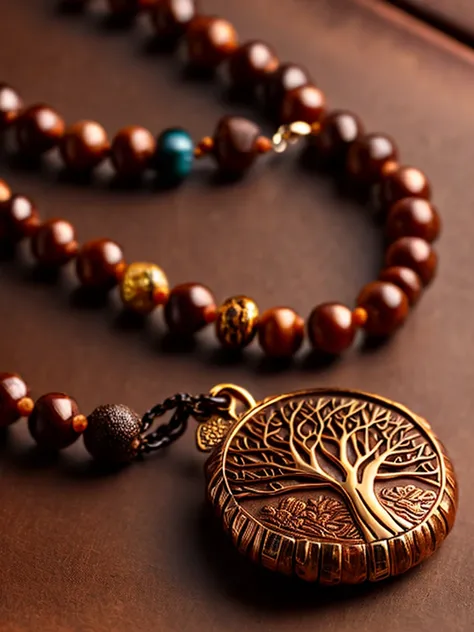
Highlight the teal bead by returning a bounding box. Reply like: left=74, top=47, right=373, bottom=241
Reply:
left=155, top=128, right=194, bottom=184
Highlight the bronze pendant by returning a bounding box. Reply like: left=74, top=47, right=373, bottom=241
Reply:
left=199, top=386, right=458, bottom=584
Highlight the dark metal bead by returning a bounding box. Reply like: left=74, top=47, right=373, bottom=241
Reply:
left=84, top=404, right=142, bottom=464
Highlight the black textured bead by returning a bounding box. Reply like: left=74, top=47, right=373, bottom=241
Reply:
left=83, top=404, right=142, bottom=464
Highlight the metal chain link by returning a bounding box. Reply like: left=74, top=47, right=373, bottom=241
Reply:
left=139, top=393, right=230, bottom=454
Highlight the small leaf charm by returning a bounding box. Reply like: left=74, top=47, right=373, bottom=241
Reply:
left=196, top=416, right=233, bottom=452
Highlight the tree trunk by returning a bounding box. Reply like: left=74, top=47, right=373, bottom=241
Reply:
left=340, top=477, right=408, bottom=541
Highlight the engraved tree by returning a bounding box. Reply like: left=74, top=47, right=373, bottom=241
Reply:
left=226, top=397, right=441, bottom=542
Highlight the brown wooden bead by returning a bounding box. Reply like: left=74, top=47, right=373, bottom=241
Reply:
left=150, top=0, right=198, bottom=41
left=84, top=404, right=142, bottom=464
left=311, top=110, right=365, bottom=165
left=185, top=16, right=238, bottom=69
left=164, top=282, right=217, bottom=335
left=76, top=239, right=126, bottom=290
left=0, top=194, right=40, bottom=241
left=357, top=281, right=409, bottom=337
left=307, top=303, right=357, bottom=354
left=379, top=166, right=431, bottom=210
left=15, top=104, right=65, bottom=155
left=0, top=372, right=30, bottom=427
left=346, top=133, right=399, bottom=186
left=0, top=179, right=11, bottom=203
left=280, top=84, right=326, bottom=125
left=258, top=307, right=304, bottom=358
left=110, top=126, right=156, bottom=179
left=386, top=197, right=441, bottom=243
left=0, top=83, right=23, bottom=128
left=60, top=120, right=110, bottom=172
left=213, top=116, right=261, bottom=173
left=107, top=0, right=139, bottom=18
left=226, top=41, right=279, bottom=91
left=31, top=218, right=79, bottom=266
left=379, top=266, right=422, bottom=306
left=28, top=393, right=82, bottom=450
left=262, top=63, right=311, bottom=118
left=386, top=236, right=437, bottom=286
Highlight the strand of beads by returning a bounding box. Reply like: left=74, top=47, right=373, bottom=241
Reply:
left=0, top=172, right=439, bottom=359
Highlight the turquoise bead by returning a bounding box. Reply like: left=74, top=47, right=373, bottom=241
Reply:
left=155, top=128, right=194, bottom=184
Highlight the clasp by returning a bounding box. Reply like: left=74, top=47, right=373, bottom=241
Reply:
left=272, top=121, right=314, bottom=153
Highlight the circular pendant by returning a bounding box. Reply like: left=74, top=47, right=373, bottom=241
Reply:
left=205, top=388, right=458, bottom=584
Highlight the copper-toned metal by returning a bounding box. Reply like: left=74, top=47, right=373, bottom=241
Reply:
left=205, top=387, right=457, bottom=584
left=197, top=384, right=256, bottom=452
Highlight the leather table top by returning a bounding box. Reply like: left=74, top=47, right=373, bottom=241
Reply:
left=0, top=1, right=472, bottom=630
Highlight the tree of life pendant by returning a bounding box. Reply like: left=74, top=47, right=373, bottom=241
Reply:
left=200, top=387, right=458, bottom=585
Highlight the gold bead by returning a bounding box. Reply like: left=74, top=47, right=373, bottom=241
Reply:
left=216, top=296, right=259, bottom=349
left=120, top=262, right=169, bottom=315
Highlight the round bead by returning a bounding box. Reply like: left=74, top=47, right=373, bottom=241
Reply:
left=0, top=83, right=23, bottom=128
left=0, top=372, right=30, bottom=427
left=185, top=16, right=238, bottom=69
left=385, top=237, right=437, bottom=286
left=357, top=281, right=409, bottom=337
left=213, top=116, right=260, bottom=173
left=15, top=104, right=65, bottom=155
left=307, top=303, right=357, bottom=354
left=258, top=307, right=304, bottom=358
left=120, top=262, right=169, bottom=314
left=110, top=126, right=156, bottom=179
left=0, top=194, right=40, bottom=241
left=379, top=166, right=431, bottom=210
left=280, top=84, right=326, bottom=125
left=83, top=404, right=142, bottom=464
left=31, top=218, right=78, bottom=266
left=216, top=296, right=259, bottom=349
left=262, top=63, right=311, bottom=118
left=155, top=128, right=194, bottom=183
left=226, top=41, right=279, bottom=91
left=346, top=133, right=399, bottom=186
left=164, top=282, right=217, bottom=335
left=379, top=266, right=422, bottom=306
left=386, top=197, right=441, bottom=243
left=311, top=110, right=365, bottom=165
left=28, top=393, right=82, bottom=450
left=76, top=239, right=126, bottom=290
left=60, top=120, right=110, bottom=172
left=150, top=0, right=197, bottom=41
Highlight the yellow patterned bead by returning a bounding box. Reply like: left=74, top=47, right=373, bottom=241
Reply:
left=120, top=262, right=169, bottom=315
left=216, top=296, right=259, bottom=349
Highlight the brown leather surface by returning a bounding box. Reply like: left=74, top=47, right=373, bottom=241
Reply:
left=0, top=0, right=472, bottom=630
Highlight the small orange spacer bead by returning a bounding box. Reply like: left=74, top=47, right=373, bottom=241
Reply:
left=72, top=414, right=88, bottom=434
left=256, top=136, right=273, bottom=154
left=16, top=396, right=34, bottom=417
left=352, top=306, right=368, bottom=328
left=203, top=303, right=218, bottom=325
left=152, top=286, right=170, bottom=306
left=0, top=179, right=11, bottom=203
left=115, top=260, right=127, bottom=283
left=310, top=122, right=321, bottom=135
left=194, top=136, right=214, bottom=158
left=381, top=160, right=399, bottom=177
